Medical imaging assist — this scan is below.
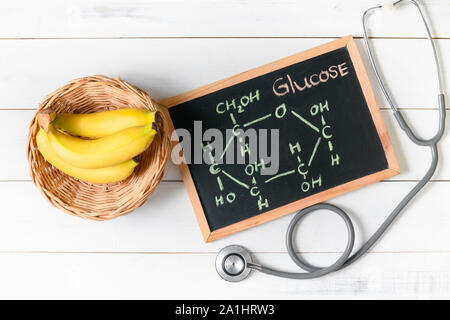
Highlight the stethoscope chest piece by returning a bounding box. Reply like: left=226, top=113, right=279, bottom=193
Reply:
left=215, top=245, right=253, bottom=282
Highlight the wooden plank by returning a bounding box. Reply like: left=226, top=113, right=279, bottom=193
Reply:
left=2, top=109, right=447, bottom=181
left=0, top=38, right=448, bottom=109
left=0, top=0, right=449, bottom=39
left=0, top=180, right=449, bottom=253
left=0, top=252, right=449, bottom=299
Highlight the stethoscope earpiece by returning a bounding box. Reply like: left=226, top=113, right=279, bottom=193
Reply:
left=215, top=245, right=253, bottom=282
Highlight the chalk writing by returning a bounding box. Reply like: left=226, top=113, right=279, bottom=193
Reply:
left=273, top=63, right=349, bottom=96
left=216, top=90, right=260, bottom=114
left=207, top=90, right=341, bottom=211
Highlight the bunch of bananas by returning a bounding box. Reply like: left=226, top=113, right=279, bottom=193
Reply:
left=36, top=108, right=161, bottom=184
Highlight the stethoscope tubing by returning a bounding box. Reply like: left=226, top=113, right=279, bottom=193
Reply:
left=250, top=144, right=439, bottom=279
left=246, top=0, right=446, bottom=280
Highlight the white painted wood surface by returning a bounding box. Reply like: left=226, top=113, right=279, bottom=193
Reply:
left=1, top=38, right=448, bottom=108
left=1, top=0, right=449, bottom=38
left=0, top=0, right=449, bottom=299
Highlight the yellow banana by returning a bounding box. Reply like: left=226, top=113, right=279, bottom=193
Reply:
left=47, top=123, right=158, bottom=169
left=36, top=128, right=139, bottom=184
left=51, top=109, right=161, bottom=138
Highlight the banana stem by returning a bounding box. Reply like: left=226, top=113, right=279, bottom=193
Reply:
left=36, top=109, right=55, bottom=133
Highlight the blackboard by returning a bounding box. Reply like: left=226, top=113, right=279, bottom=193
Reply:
left=161, top=36, right=399, bottom=242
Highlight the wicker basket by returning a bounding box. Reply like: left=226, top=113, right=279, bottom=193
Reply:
left=26, top=75, right=171, bottom=220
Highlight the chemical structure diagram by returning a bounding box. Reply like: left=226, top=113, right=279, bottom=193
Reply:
left=202, top=89, right=341, bottom=213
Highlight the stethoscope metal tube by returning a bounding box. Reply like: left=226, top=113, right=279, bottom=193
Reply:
left=363, top=0, right=446, bottom=146
left=216, top=0, right=446, bottom=282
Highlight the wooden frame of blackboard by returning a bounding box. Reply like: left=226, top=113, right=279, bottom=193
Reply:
left=160, top=36, right=400, bottom=242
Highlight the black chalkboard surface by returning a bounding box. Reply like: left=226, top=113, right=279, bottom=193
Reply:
left=162, top=36, right=399, bottom=242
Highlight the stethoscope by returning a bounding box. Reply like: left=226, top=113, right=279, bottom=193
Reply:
left=215, top=0, right=446, bottom=282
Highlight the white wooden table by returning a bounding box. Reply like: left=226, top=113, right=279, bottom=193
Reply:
left=0, top=0, right=449, bottom=299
